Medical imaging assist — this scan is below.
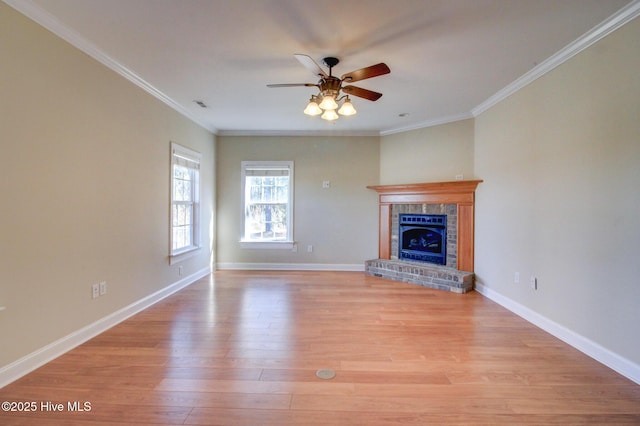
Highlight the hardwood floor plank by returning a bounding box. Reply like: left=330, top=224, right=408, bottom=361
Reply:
left=352, top=383, right=557, bottom=399
left=290, top=394, right=513, bottom=414
left=155, top=378, right=356, bottom=396
left=259, top=368, right=451, bottom=385
left=184, top=407, right=366, bottom=426
left=140, top=390, right=292, bottom=410
left=507, top=396, right=640, bottom=414
left=1, top=270, right=638, bottom=425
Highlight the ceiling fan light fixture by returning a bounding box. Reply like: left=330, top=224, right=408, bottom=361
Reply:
left=321, top=109, right=339, bottom=121
left=304, top=97, right=322, bottom=116
left=267, top=54, right=389, bottom=123
left=338, top=97, right=356, bottom=116
left=318, top=95, right=338, bottom=110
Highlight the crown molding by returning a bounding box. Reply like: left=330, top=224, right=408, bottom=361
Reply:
left=472, top=0, right=640, bottom=117
left=379, top=112, right=474, bottom=136
left=4, top=0, right=218, bottom=134
left=217, top=129, right=380, bottom=137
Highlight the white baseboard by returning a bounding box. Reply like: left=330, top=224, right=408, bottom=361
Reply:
left=474, top=283, right=640, bottom=386
left=0, top=266, right=211, bottom=388
left=216, top=262, right=364, bottom=272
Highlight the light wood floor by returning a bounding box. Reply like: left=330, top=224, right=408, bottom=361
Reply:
left=1, top=271, right=639, bottom=425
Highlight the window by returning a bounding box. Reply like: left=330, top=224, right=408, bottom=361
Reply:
left=241, top=161, right=294, bottom=249
left=170, top=142, right=201, bottom=262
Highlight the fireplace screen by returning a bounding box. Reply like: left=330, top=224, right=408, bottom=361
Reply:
left=398, top=214, right=447, bottom=265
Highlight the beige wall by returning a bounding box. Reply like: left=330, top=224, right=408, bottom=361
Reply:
left=0, top=4, right=215, bottom=368
left=474, top=17, right=640, bottom=365
left=380, top=119, right=475, bottom=184
left=216, top=136, right=379, bottom=267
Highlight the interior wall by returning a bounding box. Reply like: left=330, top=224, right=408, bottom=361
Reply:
left=216, top=135, right=379, bottom=267
left=379, top=119, right=475, bottom=184
left=0, top=4, right=215, bottom=368
left=474, top=16, right=640, bottom=365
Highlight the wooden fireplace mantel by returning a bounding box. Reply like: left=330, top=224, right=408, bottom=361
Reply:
left=367, top=180, right=482, bottom=272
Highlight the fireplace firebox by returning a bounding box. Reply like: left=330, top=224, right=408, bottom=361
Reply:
left=398, top=214, right=447, bottom=265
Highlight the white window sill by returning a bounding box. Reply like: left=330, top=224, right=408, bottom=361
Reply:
left=169, top=247, right=201, bottom=265
left=240, top=241, right=295, bottom=250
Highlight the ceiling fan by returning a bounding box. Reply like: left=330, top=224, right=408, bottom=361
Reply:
left=267, top=54, right=390, bottom=121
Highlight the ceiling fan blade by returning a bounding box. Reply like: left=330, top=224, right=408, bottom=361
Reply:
left=294, top=54, right=328, bottom=78
left=342, top=85, right=383, bottom=101
left=267, top=83, right=318, bottom=88
left=341, top=63, right=390, bottom=83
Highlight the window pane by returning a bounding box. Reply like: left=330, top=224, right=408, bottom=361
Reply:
left=245, top=203, right=287, bottom=240
left=173, top=167, right=194, bottom=202
left=177, top=205, right=185, bottom=226
left=241, top=162, right=292, bottom=243
left=246, top=177, right=289, bottom=203
left=183, top=179, right=192, bottom=201
left=182, top=226, right=192, bottom=247
left=173, top=179, right=182, bottom=201
left=173, top=224, right=193, bottom=251
left=172, top=205, right=179, bottom=227
left=175, top=204, right=193, bottom=226
left=173, top=227, right=182, bottom=250
left=184, top=204, right=192, bottom=225
left=174, top=165, right=186, bottom=180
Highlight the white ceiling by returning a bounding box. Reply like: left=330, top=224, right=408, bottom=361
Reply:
left=7, top=0, right=637, bottom=135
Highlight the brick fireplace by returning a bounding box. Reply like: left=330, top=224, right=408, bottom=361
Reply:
left=365, top=180, right=482, bottom=293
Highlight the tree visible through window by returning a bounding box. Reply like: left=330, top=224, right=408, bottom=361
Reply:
left=241, top=161, right=293, bottom=246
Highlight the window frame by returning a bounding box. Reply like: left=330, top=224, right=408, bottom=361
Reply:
left=170, top=142, right=201, bottom=264
left=240, top=160, right=294, bottom=250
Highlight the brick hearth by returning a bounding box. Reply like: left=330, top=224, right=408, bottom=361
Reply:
left=365, top=259, right=474, bottom=293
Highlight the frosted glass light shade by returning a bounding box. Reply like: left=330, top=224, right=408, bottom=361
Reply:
left=318, top=95, right=338, bottom=110
left=321, top=109, right=339, bottom=121
left=304, top=100, right=322, bottom=116
left=338, top=99, right=356, bottom=116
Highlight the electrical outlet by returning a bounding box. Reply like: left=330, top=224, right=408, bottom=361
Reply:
left=455, top=174, right=464, bottom=180
left=178, top=265, right=183, bottom=276
left=91, top=283, right=100, bottom=299
left=514, top=272, right=520, bottom=284
left=530, top=276, right=538, bottom=290
left=99, top=281, right=107, bottom=296
left=307, top=245, right=313, bottom=253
